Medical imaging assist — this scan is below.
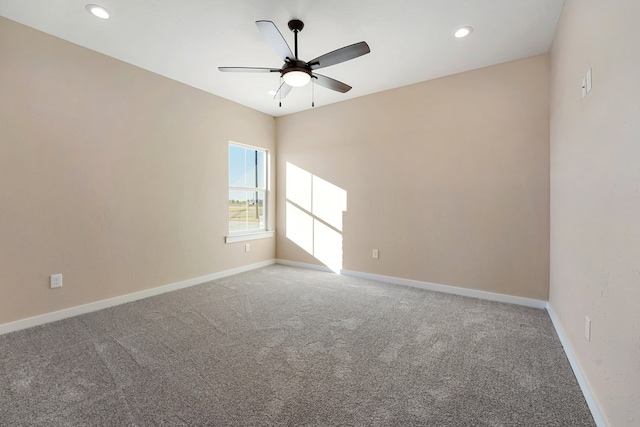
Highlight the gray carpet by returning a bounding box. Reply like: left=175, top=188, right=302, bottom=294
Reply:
left=0, top=265, right=594, bottom=426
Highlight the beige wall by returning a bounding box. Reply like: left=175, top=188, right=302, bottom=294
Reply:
left=276, top=55, right=550, bottom=301
left=549, top=0, right=640, bottom=425
left=0, top=17, right=276, bottom=325
left=4, top=2, right=638, bottom=420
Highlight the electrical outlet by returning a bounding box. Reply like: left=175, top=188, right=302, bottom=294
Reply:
left=245, top=243, right=250, bottom=252
left=372, top=249, right=379, bottom=259
left=50, top=274, right=63, bottom=289
left=585, top=316, right=591, bottom=342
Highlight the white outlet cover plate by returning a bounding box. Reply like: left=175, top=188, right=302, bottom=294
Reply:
left=50, top=274, right=63, bottom=289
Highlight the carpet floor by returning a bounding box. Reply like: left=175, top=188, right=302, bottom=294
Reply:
left=0, top=265, right=594, bottom=426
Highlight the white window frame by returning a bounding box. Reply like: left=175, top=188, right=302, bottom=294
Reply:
left=225, top=142, right=274, bottom=243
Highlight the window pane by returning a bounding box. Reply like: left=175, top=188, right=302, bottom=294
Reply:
left=229, top=190, right=265, bottom=232
left=229, top=145, right=247, bottom=187
left=244, top=150, right=257, bottom=187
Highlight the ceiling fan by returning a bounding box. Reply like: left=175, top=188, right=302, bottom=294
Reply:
left=219, top=19, right=370, bottom=106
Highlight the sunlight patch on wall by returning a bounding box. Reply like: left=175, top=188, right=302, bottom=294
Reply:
left=312, top=175, right=346, bottom=232
left=286, top=202, right=314, bottom=255
left=285, top=162, right=347, bottom=273
left=286, top=163, right=312, bottom=211
left=313, top=219, right=343, bottom=272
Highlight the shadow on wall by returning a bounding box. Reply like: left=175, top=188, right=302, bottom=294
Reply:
left=285, top=162, right=347, bottom=273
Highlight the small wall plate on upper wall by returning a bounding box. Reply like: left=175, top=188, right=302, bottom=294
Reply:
left=50, top=274, right=63, bottom=289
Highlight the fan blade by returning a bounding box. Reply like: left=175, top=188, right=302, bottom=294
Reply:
left=273, top=81, right=293, bottom=100
left=218, top=67, right=280, bottom=73
left=308, top=41, right=370, bottom=70
left=256, top=20, right=294, bottom=61
left=312, top=73, right=352, bottom=93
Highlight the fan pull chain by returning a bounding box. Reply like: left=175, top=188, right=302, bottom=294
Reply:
left=312, top=77, right=315, bottom=108
left=279, top=76, right=282, bottom=108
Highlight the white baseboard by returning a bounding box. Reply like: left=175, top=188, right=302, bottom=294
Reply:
left=0, top=259, right=276, bottom=336
left=275, top=259, right=334, bottom=273
left=546, top=304, right=607, bottom=427
left=275, top=260, right=546, bottom=309
left=341, top=269, right=548, bottom=309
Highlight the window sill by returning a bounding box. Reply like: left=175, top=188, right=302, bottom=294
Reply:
left=225, top=231, right=274, bottom=244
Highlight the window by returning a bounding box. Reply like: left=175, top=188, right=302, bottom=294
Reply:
left=228, top=143, right=268, bottom=238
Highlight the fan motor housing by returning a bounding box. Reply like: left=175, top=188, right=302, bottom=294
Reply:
left=283, top=59, right=310, bottom=72
left=282, top=59, right=311, bottom=76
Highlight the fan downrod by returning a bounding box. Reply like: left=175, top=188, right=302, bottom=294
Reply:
left=287, top=19, right=304, bottom=59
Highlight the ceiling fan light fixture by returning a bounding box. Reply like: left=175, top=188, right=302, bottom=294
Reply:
left=219, top=19, right=370, bottom=106
left=454, top=26, right=473, bottom=38
left=283, top=70, right=311, bottom=87
left=85, top=4, right=110, bottom=19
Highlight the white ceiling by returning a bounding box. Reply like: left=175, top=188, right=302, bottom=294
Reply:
left=0, top=0, right=565, bottom=117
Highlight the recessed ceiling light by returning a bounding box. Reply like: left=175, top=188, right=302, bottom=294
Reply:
left=86, top=4, right=110, bottom=19
left=454, top=26, right=473, bottom=38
